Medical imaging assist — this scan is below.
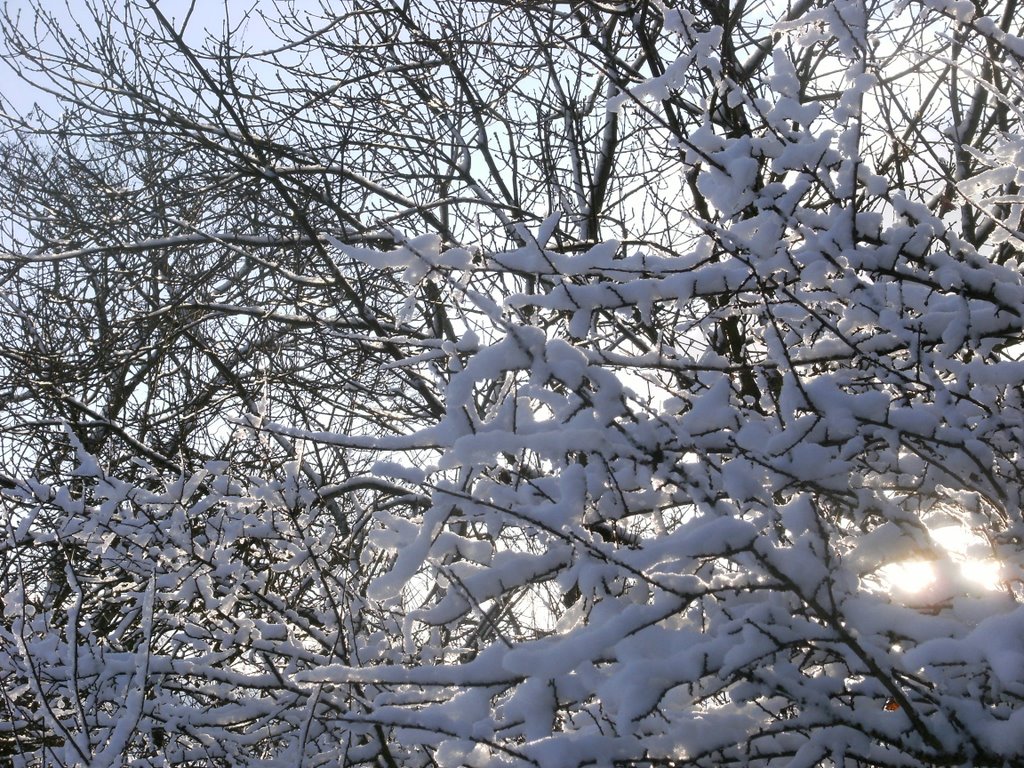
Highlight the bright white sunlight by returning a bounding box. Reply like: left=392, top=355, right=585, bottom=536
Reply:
left=882, top=524, right=1004, bottom=597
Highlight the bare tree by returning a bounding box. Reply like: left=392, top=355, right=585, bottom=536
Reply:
left=2, top=0, right=1024, bottom=765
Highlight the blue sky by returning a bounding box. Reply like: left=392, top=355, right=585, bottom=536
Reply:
left=2, top=0, right=272, bottom=117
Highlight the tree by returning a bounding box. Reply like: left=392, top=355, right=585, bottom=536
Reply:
left=1, top=0, right=1024, bottom=765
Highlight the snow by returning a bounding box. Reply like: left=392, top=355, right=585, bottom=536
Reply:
left=4, top=0, right=1024, bottom=764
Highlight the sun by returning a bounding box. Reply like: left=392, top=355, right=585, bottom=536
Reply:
left=880, top=525, right=1003, bottom=597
